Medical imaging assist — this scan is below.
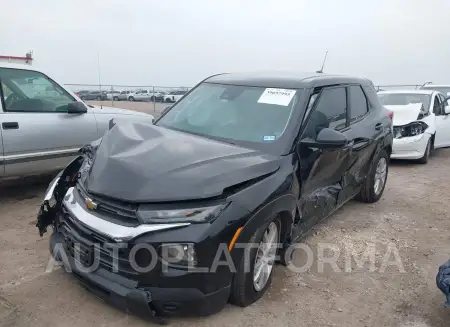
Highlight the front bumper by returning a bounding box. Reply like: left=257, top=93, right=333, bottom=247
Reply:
left=41, top=187, right=247, bottom=321
left=51, top=232, right=229, bottom=322
left=391, top=133, right=430, bottom=160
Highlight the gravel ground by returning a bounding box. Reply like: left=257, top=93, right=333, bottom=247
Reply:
left=0, top=102, right=449, bottom=326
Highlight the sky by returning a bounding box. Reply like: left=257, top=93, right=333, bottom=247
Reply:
left=1, top=0, right=449, bottom=88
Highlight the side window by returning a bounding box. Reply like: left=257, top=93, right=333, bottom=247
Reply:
left=440, top=93, right=448, bottom=107
left=0, top=68, right=74, bottom=112
left=302, top=87, right=347, bottom=139
left=348, top=85, right=369, bottom=122
left=314, top=87, right=347, bottom=130
left=433, top=95, right=441, bottom=115
left=141, top=90, right=148, bottom=94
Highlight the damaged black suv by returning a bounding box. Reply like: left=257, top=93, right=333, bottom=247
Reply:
left=37, top=72, right=393, bottom=322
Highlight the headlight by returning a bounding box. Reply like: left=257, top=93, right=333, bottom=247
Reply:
left=137, top=204, right=228, bottom=224
left=393, top=121, right=428, bottom=139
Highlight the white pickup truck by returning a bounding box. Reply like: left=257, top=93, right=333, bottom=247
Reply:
left=0, top=63, right=154, bottom=178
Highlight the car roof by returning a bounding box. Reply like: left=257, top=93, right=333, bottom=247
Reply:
left=377, top=89, right=435, bottom=95
left=422, top=84, right=450, bottom=88
left=205, top=71, right=373, bottom=89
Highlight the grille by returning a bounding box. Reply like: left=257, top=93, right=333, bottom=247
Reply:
left=59, top=207, right=140, bottom=278
left=76, top=183, right=140, bottom=227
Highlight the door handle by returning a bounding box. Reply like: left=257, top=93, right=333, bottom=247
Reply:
left=375, top=123, right=383, bottom=130
left=2, top=122, right=19, bottom=130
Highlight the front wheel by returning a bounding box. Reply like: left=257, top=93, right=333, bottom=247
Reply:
left=113, top=96, right=119, bottom=101
left=418, top=139, right=431, bottom=164
left=356, top=149, right=388, bottom=203
left=128, top=96, right=135, bottom=102
left=229, top=217, right=280, bottom=307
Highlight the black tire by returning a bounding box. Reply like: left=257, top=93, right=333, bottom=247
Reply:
left=229, top=217, right=281, bottom=307
left=113, top=96, right=119, bottom=101
left=418, top=138, right=431, bottom=164
left=128, top=96, right=135, bottom=102
left=80, top=96, right=86, bottom=101
left=356, top=149, right=389, bottom=203
left=150, top=96, right=155, bottom=102
left=165, top=98, right=172, bottom=103
left=96, top=96, right=101, bottom=100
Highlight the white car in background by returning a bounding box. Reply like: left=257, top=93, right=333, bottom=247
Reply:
left=378, top=90, right=450, bottom=163
left=106, top=91, right=121, bottom=101
left=163, top=90, right=188, bottom=103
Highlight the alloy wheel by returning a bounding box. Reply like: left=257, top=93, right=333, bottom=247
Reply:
left=253, top=221, right=278, bottom=292
left=374, top=157, right=387, bottom=195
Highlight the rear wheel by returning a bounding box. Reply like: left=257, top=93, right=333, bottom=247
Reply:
left=356, top=149, right=388, bottom=203
left=418, top=138, right=431, bottom=164
left=96, top=96, right=101, bottom=100
left=229, top=217, right=280, bottom=307
left=113, top=96, right=119, bottom=101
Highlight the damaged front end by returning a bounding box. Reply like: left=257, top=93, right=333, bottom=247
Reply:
left=36, top=140, right=100, bottom=237
left=35, top=140, right=171, bottom=325
left=36, top=155, right=85, bottom=237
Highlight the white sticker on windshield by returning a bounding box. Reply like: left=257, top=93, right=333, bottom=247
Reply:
left=258, top=88, right=296, bottom=106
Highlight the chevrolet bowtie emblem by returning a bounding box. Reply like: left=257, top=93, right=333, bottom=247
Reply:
left=85, top=198, right=98, bottom=210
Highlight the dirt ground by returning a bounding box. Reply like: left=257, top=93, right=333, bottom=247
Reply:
left=1, top=102, right=450, bottom=326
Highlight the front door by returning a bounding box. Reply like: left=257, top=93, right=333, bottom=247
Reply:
left=294, top=86, right=351, bottom=236
left=0, top=67, right=98, bottom=177
left=434, top=93, right=450, bottom=148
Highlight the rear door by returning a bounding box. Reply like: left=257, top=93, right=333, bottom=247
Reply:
left=434, top=93, right=450, bottom=148
left=0, top=67, right=98, bottom=177
left=295, top=86, right=351, bottom=233
left=342, top=84, right=379, bottom=199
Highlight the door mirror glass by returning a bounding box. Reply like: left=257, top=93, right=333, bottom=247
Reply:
left=67, top=101, right=87, bottom=114
left=300, top=127, right=348, bottom=149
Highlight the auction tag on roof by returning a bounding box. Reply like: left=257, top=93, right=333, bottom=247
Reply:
left=258, top=88, right=296, bottom=106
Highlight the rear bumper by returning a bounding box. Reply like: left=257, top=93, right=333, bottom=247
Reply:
left=50, top=232, right=230, bottom=322
left=391, top=133, right=430, bottom=160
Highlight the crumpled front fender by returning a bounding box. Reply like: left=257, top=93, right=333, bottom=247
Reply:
left=36, top=155, right=87, bottom=237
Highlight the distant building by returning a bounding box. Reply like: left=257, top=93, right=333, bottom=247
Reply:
left=0, top=51, right=33, bottom=65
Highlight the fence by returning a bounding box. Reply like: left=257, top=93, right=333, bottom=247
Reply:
left=64, top=83, right=426, bottom=115
left=66, top=83, right=425, bottom=94
left=65, top=84, right=193, bottom=115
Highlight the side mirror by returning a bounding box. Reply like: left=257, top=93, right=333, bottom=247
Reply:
left=67, top=101, right=87, bottom=114
left=444, top=97, right=450, bottom=114
left=300, top=128, right=348, bottom=149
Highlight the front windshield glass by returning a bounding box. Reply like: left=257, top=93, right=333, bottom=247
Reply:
left=156, top=83, right=299, bottom=145
left=379, top=93, right=431, bottom=109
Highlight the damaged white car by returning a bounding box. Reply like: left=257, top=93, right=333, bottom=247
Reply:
left=378, top=90, right=450, bottom=163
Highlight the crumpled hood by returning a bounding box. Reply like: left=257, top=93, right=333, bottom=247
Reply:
left=84, top=122, right=280, bottom=202
left=384, top=104, right=423, bottom=126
